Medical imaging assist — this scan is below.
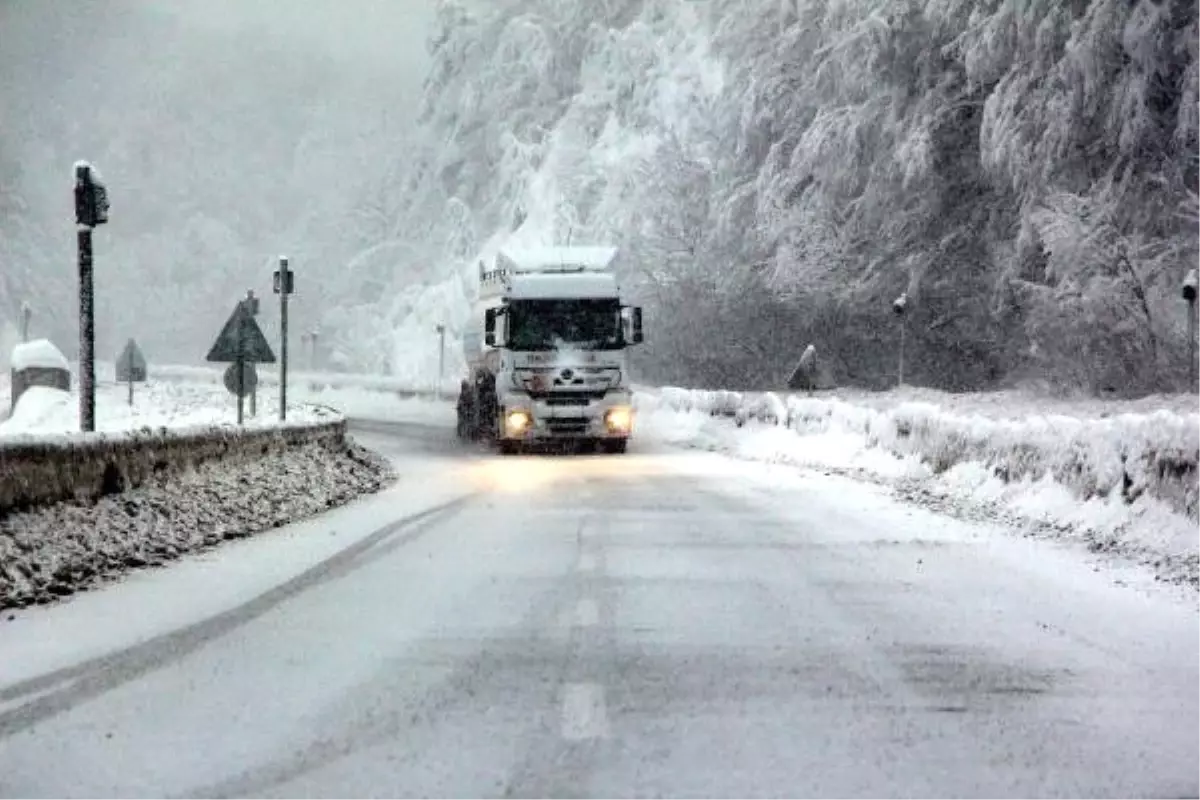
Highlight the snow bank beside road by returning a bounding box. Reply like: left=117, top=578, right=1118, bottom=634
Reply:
left=0, top=437, right=393, bottom=610
left=637, top=388, right=1199, bottom=586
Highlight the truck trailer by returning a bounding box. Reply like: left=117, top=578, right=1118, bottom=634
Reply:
left=456, top=245, right=644, bottom=454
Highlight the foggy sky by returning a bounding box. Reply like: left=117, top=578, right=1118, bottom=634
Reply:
left=0, top=0, right=437, bottom=359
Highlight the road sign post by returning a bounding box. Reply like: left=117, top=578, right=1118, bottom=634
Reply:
left=242, top=290, right=260, bottom=417
left=273, top=256, right=294, bottom=422
left=206, top=298, right=276, bottom=424
left=74, top=161, right=108, bottom=433
left=115, top=338, right=147, bottom=407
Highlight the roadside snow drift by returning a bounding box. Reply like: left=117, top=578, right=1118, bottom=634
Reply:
left=0, top=437, right=393, bottom=610
left=637, top=387, right=1199, bottom=586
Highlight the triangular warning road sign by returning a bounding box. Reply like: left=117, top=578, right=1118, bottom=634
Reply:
left=116, top=338, right=147, bottom=381
left=206, top=303, right=276, bottom=363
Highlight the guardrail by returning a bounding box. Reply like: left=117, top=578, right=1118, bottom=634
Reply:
left=0, top=418, right=346, bottom=514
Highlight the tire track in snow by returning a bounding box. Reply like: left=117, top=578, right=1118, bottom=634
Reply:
left=0, top=495, right=475, bottom=739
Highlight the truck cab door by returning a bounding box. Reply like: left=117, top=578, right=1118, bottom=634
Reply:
left=484, top=308, right=507, bottom=347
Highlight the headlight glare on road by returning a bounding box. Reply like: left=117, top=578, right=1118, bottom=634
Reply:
left=605, top=406, right=633, bottom=432
left=505, top=409, right=531, bottom=436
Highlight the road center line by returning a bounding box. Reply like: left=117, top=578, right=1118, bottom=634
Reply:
left=574, top=597, right=599, bottom=627
left=561, top=683, right=610, bottom=741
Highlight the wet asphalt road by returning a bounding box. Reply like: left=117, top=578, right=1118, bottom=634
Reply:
left=0, top=418, right=1196, bottom=797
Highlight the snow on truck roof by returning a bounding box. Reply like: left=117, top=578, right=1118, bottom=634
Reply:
left=497, top=246, right=618, bottom=273
left=479, top=245, right=623, bottom=300
left=507, top=272, right=619, bottom=300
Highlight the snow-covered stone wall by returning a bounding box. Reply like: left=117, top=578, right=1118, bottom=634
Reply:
left=1, top=419, right=348, bottom=514
left=0, top=433, right=393, bottom=609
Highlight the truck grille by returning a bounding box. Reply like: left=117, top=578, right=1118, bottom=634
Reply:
left=531, top=391, right=605, bottom=402
left=544, top=396, right=590, bottom=407
left=547, top=420, right=589, bottom=435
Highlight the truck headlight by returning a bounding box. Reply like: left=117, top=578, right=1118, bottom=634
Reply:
left=505, top=409, right=531, bottom=436
left=605, top=406, right=633, bottom=433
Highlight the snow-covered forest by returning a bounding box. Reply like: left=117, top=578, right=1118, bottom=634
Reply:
left=394, top=0, right=1199, bottom=394
left=2, top=0, right=1197, bottom=395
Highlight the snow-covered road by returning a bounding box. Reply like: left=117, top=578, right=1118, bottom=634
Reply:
left=0, top=418, right=1196, bottom=797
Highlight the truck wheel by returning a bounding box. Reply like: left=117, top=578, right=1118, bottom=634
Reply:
left=498, top=440, right=520, bottom=456
left=601, top=439, right=628, bottom=454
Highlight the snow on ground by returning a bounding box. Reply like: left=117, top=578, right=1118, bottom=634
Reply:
left=291, top=384, right=455, bottom=425
left=0, top=378, right=334, bottom=440
left=636, top=387, right=1199, bottom=587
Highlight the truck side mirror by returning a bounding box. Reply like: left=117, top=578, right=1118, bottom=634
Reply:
left=484, top=308, right=498, bottom=346
left=631, top=306, right=644, bottom=344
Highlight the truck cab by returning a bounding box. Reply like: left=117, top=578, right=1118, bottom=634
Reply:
left=457, top=246, right=643, bottom=454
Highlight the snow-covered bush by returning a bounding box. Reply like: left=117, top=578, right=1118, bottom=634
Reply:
left=642, top=387, right=1199, bottom=521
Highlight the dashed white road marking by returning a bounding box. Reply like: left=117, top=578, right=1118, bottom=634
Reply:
left=574, top=597, right=599, bottom=628
left=560, top=683, right=610, bottom=740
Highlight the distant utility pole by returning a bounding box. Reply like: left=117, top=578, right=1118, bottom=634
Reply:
left=436, top=324, right=446, bottom=398
left=20, top=302, right=31, bottom=342
left=273, top=255, right=294, bottom=421
left=1184, top=269, right=1198, bottom=391
left=73, top=161, right=109, bottom=433
left=893, top=292, right=908, bottom=388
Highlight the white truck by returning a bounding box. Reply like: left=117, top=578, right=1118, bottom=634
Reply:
left=456, top=245, right=644, bottom=454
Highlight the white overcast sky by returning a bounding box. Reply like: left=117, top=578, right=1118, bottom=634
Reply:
left=142, top=0, right=436, bottom=78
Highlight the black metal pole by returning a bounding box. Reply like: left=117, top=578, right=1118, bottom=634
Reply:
left=280, top=290, right=288, bottom=422
left=77, top=227, right=96, bottom=432
left=1189, top=299, right=1197, bottom=391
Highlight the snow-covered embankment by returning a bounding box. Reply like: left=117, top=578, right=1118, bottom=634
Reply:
left=637, top=387, right=1199, bottom=586
left=0, top=368, right=395, bottom=609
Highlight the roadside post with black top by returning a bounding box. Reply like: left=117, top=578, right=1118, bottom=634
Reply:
left=73, top=160, right=109, bottom=433
left=273, top=256, right=294, bottom=422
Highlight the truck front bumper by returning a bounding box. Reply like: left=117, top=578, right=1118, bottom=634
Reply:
left=499, top=392, right=633, bottom=441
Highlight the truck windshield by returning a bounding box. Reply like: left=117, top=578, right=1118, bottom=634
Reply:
left=507, top=299, right=623, bottom=351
